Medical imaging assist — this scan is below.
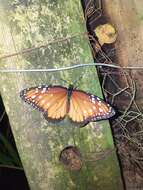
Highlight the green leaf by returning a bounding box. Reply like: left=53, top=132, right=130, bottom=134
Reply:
left=0, top=133, right=22, bottom=166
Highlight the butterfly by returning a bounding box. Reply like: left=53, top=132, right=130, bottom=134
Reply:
left=20, top=84, right=115, bottom=127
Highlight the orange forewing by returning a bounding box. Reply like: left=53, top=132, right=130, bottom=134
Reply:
left=20, top=86, right=68, bottom=121
left=68, top=90, right=115, bottom=124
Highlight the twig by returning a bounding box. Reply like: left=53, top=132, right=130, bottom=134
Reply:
left=0, top=164, right=23, bottom=171
left=85, top=148, right=116, bottom=162
left=0, top=32, right=87, bottom=60
left=0, top=111, right=5, bottom=123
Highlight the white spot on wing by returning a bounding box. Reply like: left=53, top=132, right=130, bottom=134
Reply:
left=31, top=95, right=36, bottom=99
left=35, top=88, right=39, bottom=93
left=99, top=108, right=103, bottom=112
left=38, top=95, right=42, bottom=99
left=41, top=99, right=46, bottom=104
left=47, top=103, right=50, bottom=106
left=109, top=107, right=112, bottom=113
left=91, top=97, right=96, bottom=103
left=98, top=101, right=102, bottom=106
left=93, top=106, right=96, bottom=110
left=41, top=88, right=47, bottom=93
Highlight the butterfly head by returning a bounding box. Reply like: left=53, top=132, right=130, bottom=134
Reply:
left=67, top=84, right=74, bottom=100
left=68, top=83, right=74, bottom=90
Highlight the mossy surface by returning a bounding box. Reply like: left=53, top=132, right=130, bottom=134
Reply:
left=0, top=1, right=123, bottom=189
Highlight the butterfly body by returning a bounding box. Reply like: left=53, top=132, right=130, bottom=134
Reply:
left=66, top=84, right=74, bottom=112
left=20, top=84, right=115, bottom=127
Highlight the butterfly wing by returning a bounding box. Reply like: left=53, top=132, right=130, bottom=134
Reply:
left=68, top=89, right=115, bottom=126
left=20, top=85, right=68, bottom=122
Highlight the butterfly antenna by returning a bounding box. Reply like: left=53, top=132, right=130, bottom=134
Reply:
left=72, top=72, right=85, bottom=88
left=60, top=78, right=71, bottom=86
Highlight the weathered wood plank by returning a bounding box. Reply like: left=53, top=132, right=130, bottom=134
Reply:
left=103, top=0, right=143, bottom=104
left=103, top=1, right=143, bottom=189
left=0, top=1, right=123, bottom=189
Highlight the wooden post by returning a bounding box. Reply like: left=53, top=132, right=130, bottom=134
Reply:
left=0, top=1, right=123, bottom=189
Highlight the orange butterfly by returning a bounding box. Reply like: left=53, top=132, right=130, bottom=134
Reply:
left=20, top=85, right=115, bottom=127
